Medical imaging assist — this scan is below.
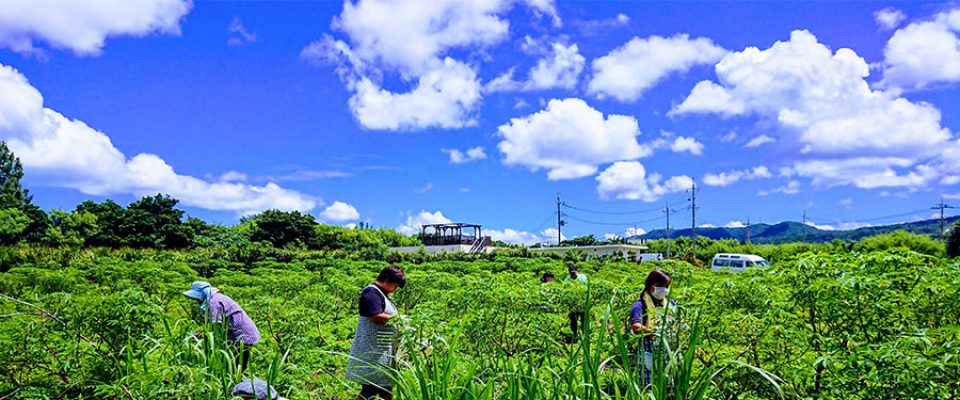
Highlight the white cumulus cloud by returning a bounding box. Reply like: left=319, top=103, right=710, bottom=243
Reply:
left=0, top=64, right=316, bottom=216
left=486, top=42, right=585, bottom=92
left=306, top=0, right=558, bottom=131
left=745, top=134, right=775, bottom=148
left=540, top=227, right=566, bottom=244
left=443, top=146, right=487, bottom=164
left=596, top=161, right=693, bottom=202
left=791, top=157, right=938, bottom=189
left=497, top=98, right=648, bottom=180
left=941, top=176, right=960, bottom=185
left=473, top=226, right=566, bottom=246
left=625, top=227, right=646, bottom=237
left=672, top=30, right=955, bottom=190
left=758, top=180, right=800, bottom=196
left=571, top=13, right=630, bottom=35
left=702, top=166, right=771, bottom=187
left=0, top=0, right=191, bottom=56
left=397, top=210, right=452, bottom=235
left=808, top=222, right=836, bottom=231
left=333, top=0, right=525, bottom=74
left=348, top=58, right=481, bottom=130
left=879, top=9, right=960, bottom=89
left=587, top=34, right=726, bottom=102
left=487, top=228, right=542, bottom=245
left=874, top=7, right=907, bottom=30
left=319, top=201, right=360, bottom=222
left=670, top=136, right=704, bottom=155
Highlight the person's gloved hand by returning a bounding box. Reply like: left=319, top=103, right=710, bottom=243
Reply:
left=420, top=341, right=434, bottom=356
left=390, top=314, right=415, bottom=333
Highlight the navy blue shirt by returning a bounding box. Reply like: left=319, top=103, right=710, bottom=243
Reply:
left=358, top=284, right=389, bottom=317
left=630, top=297, right=677, bottom=352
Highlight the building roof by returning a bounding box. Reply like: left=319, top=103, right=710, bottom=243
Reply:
left=529, top=244, right=649, bottom=251
left=421, top=223, right=481, bottom=229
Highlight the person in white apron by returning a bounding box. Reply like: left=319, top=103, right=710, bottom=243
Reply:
left=629, top=269, right=676, bottom=386
left=347, top=266, right=407, bottom=400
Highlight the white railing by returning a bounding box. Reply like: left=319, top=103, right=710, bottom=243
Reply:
left=468, top=238, right=486, bottom=253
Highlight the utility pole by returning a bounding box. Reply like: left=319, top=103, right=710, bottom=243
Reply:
left=746, top=216, right=751, bottom=244
left=664, top=202, right=671, bottom=259
left=687, top=180, right=699, bottom=260
left=556, top=194, right=565, bottom=245
left=932, top=199, right=955, bottom=240
left=802, top=210, right=807, bottom=243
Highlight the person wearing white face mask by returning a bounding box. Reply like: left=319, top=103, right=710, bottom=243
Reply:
left=629, top=269, right=676, bottom=385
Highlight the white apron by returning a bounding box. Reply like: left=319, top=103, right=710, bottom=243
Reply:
left=346, top=285, right=399, bottom=388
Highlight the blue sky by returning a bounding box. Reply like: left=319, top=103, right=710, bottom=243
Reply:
left=1, top=0, right=958, bottom=244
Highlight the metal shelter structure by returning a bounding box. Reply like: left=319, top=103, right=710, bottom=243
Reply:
left=420, top=223, right=483, bottom=246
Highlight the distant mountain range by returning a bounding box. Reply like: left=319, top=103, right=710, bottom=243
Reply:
left=634, top=216, right=960, bottom=244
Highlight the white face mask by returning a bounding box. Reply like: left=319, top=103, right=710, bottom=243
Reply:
left=652, top=287, right=669, bottom=300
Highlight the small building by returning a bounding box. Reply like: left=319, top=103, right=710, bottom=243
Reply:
left=529, top=244, right=651, bottom=261
left=389, top=223, right=495, bottom=254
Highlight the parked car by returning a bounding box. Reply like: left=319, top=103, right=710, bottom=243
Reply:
left=638, top=253, right=663, bottom=262
left=710, top=253, right=771, bottom=272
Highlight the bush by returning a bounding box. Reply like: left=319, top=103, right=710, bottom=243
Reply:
left=856, top=230, right=944, bottom=256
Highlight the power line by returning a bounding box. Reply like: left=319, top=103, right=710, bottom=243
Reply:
left=530, top=212, right=557, bottom=233
left=561, top=202, right=664, bottom=215
left=807, top=207, right=941, bottom=225
left=562, top=212, right=664, bottom=227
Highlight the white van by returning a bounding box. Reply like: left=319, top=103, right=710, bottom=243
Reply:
left=710, top=253, right=771, bottom=272
left=638, top=253, right=663, bottom=262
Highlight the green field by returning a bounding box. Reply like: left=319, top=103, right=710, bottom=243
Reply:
left=2, top=241, right=958, bottom=399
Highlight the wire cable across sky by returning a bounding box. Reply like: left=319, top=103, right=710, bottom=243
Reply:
left=562, top=212, right=665, bottom=227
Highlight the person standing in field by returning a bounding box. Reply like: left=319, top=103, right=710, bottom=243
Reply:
left=565, top=265, right=587, bottom=283
left=630, top=269, right=676, bottom=385
left=541, top=271, right=555, bottom=283
left=182, top=281, right=261, bottom=372
left=347, top=266, right=407, bottom=400
left=564, top=265, right=588, bottom=335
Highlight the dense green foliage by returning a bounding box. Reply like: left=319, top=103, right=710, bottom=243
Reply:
left=1, top=243, right=958, bottom=399
left=643, top=230, right=945, bottom=266
left=0, top=141, right=47, bottom=245
left=4, top=196, right=420, bottom=255
left=0, top=142, right=29, bottom=205
left=641, top=218, right=960, bottom=244
left=248, top=210, right=320, bottom=248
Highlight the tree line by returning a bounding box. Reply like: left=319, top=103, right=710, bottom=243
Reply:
left=0, top=141, right=417, bottom=251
